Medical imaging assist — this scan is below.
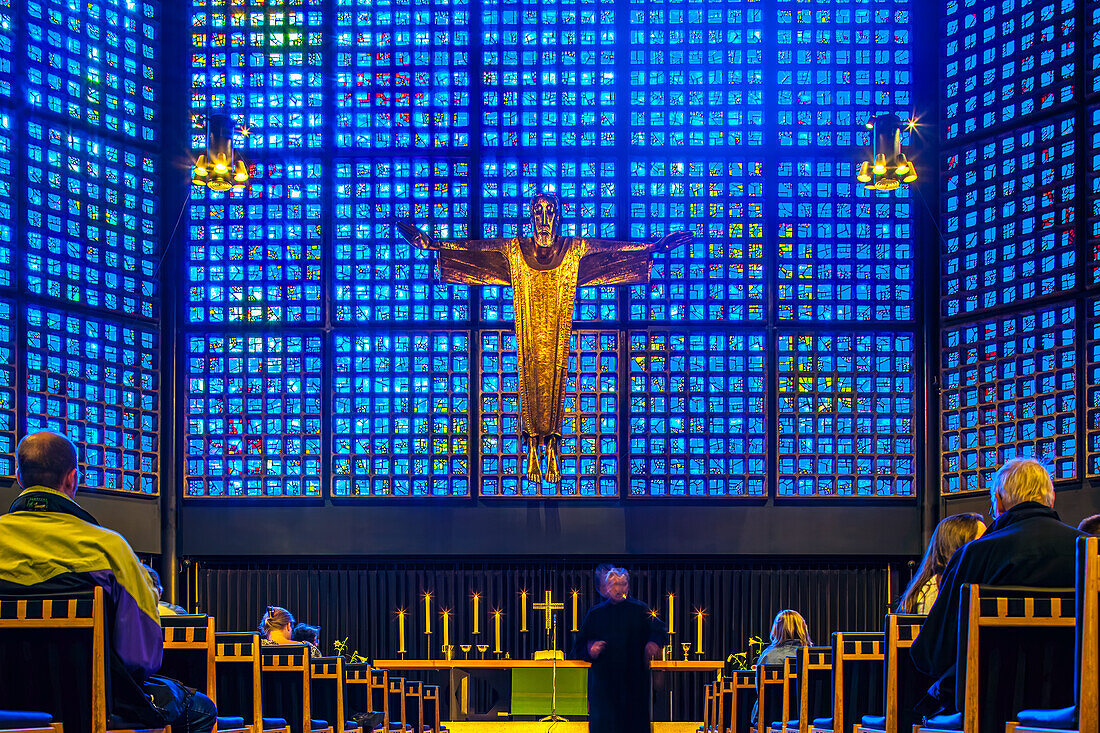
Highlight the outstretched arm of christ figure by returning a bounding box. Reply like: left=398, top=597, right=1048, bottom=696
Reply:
left=581, top=230, right=694, bottom=254
left=396, top=221, right=507, bottom=252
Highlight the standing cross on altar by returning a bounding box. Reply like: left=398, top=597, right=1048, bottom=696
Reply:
left=532, top=590, right=565, bottom=650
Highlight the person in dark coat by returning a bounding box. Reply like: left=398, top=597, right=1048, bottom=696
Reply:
left=909, top=457, right=1084, bottom=715
left=573, top=567, right=665, bottom=733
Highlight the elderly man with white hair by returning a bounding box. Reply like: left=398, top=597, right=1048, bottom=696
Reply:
left=909, top=457, right=1084, bottom=717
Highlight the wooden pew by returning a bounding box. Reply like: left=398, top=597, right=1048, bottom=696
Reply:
left=344, top=663, right=383, bottom=729
left=0, top=586, right=168, bottom=733
left=767, top=657, right=800, bottom=733
left=916, top=585, right=1075, bottom=733
left=719, top=671, right=757, bottom=733
left=755, top=664, right=786, bottom=733
left=309, top=657, right=349, bottom=733
left=160, top=615, right=249, bottom=733
left=810, top=632, right=885, bottom=733
left=215, top=632, right=290, bottom=733
left=422, top=685, right=445, bottom=733
left=854, top=615, right=927, bottom=733
left=701, top=682, right=716, bottom=732
left=1008, top=536, right=1100, bottom=733
left=793, top=647, right=833, bottom=733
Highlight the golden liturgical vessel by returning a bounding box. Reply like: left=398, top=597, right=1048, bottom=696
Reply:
left=397, top=194, right=692, bottom=484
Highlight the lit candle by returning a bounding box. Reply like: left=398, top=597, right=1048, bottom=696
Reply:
left=493, top=609, right=502, bottom=653
left=571, top=590, right=579, bottom=632
left=472, top=593, right=481, bottom=635
left=442, top=609, right=451, bottom=649
left=397, top=609, right=407, bottom=654
left=667, top=593, right=674, bottom=634
left=424, top=592, right=432, bottom=634
left=520, top=590, right=528, bottom=632
left=695, top=609, right=704, bottom=655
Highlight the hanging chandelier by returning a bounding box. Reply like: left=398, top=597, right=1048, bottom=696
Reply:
left=191, top=114, right=250, bottom=192
left=856, top=114, right=917, bottom=191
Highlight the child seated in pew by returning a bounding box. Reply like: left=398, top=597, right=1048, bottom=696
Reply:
left=897, top=513, right=986, bottom=614
left=292, top=623, right=322, bottom=657
left=142, top=564, right=187, bottom=616
left=259, top=606, right=320, bottom=657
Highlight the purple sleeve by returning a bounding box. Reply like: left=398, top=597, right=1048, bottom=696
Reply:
left=90, top=569, right=163, bottom=678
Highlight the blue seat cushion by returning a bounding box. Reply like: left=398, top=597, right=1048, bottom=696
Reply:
left=924, top=712, right=963, bottom=730
left=344, top=722, right=360, bottom=730
left=771, top=721, right=799, bottom=729
left=311, top=720, right=330, bottom=730
left=861, top=715, right=886, bottom=729
left=1017, top=707, right=1077, bottom=730
left=262, top=717, right=290, bottom=729
left=0, top=711, right=53, bottom=725
left=812, top=719, right=833, bottom=731
left=216, top=716, right=247, bottom=728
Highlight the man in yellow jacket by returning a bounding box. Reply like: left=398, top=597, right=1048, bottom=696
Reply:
left=0, top=431, right=216, bottom=732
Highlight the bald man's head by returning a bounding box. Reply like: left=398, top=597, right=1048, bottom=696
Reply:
left=17, top=432, right=79, bottom=496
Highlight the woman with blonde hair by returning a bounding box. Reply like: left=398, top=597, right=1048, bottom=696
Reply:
left=897, top=513, right=986, bottom=614
left=750, top=610, right=813, bottom=725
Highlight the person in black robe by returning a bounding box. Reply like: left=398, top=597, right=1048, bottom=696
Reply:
left=572, top=567, right=665, bottom=733
left=909, top=457, right=1084, bottom=715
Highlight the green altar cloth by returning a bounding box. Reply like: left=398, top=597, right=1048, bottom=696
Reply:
left=510, top=667, right=588, bottom=716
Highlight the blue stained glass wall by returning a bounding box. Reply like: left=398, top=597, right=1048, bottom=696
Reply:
left=183, top=0, right=920, bottom=500
left=0, top=0, right=162, bottom=492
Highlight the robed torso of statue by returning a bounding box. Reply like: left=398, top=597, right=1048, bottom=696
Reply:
left=398, top=193, right=692, bottom=485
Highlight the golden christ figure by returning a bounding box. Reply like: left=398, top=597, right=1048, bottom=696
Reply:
left=398, top=193, right=692, bottom=484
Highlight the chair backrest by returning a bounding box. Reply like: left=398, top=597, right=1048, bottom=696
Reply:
left=722, top=671, right=757, bottom=733
left=367, top=667, right=392, bottom=725
left=387, top=676, right=407, bottom=729
left=160, top=614, right=216, bottom=702
left=796, top=646, right=832, bottom=733
left=344, top=662, right=384, bottom=724
left=215, top=632, right=264, bottom=727
left=781, top=656, right=800, bottom=726
left=404, top=679, right=425, bottom=732
left=880, top=614, right=927, bottom=733
left=261, top=643, right=313, bottom=733
left=0, top=587, right=107, bottom=733
left=310, top=656, right=347, bottom=733
left=830, top=632, right=884, bottom=733
left=703, top=682, right=715, bottom=732
left=424, top=684, right=443, bottom=733
left=756, top=663, right=786, bottom=732
left=956, top=584, right=1075, bottom=733
left=1078, top=535, right=1099, bottom=733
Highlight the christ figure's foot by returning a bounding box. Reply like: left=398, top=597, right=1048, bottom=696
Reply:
left=525, top=440, right=543, bottom=484
left=546, top=442, right=561, bottom=484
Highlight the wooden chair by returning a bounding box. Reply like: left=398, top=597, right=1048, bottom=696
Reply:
left=421, top=686, right=445, bottom=733
left=754, top=664, right=786, bottom=733
left=767, top=657, right=800, bottom=733
left=385, top=677, right=411, bottom=732
left=700, top=682, right=716, bottom=732
left=215, top=632, right=290, bottom=733
left=915, top=585, right=1075, bottom=733
left=0, top=586, right=168, bottom=733
left=344, top=663, right=383, bottom=729
left=261, top=644, right=331, bottom=733
left=719, top=671, right=757, bottom=733
left=809, top=632, right=885, bottom=733
left=854, top=615, right=928, bottom=733
left=367, top=667, right=405, bottom=732
left=402, top=681, right=425, bottom=733
left=311, top=657, right=354, bottom=733
left=160, top=615, right=250, bottom=733
left=789, top=647, right=833, bottom=733
left=1008, top=536, right=1100, bottom=733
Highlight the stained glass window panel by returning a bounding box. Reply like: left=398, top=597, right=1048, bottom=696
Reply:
left=1087, top=298, right=1100, bottom=477
left=1090, top=4, right=1100, bottom=96
left=776, top=160, right=914, bottom=321
left=942, top=0, right=1076, bottom=142
left=334, top=0, right=471, bottom=149
left=25, top=120, right=158, bottom=318
left=628, top=1, right=764, bottom=147
left=0, top=0, right=13, bottom=101
left=775, top=0, right=911, bottom=148
left=1088, top=105, right=1100, bottom=285
left=190, top=0, right=324, bottom=151
left=942, top=112, right=1077, bottom=316
left=777, top=332, right=915, bottom=497
left=0, top=300, right=15, bottom=477
left=25, top=305, right=159, bottom=495
left=480, top=330, right=618, bottom=498
left=481, top=0, right=616, bottom=148
left=0, top=112, right=13, bottom=289
left=184, top=332, right=323, bottom=498
left=333, top=331, right=470, bottom=497
left=941, top=304, right=1076, bottom=494
left=480, top=158, right=618, bottom=323
left=25, top=0, right=158, bottom=141
left=187, top=160, right=323, bottom=324
left=627, top=159, right=766, bottom=322
left=629, top=330, right=766, bottom=497
left=333, top=158, right=469, bottom=323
